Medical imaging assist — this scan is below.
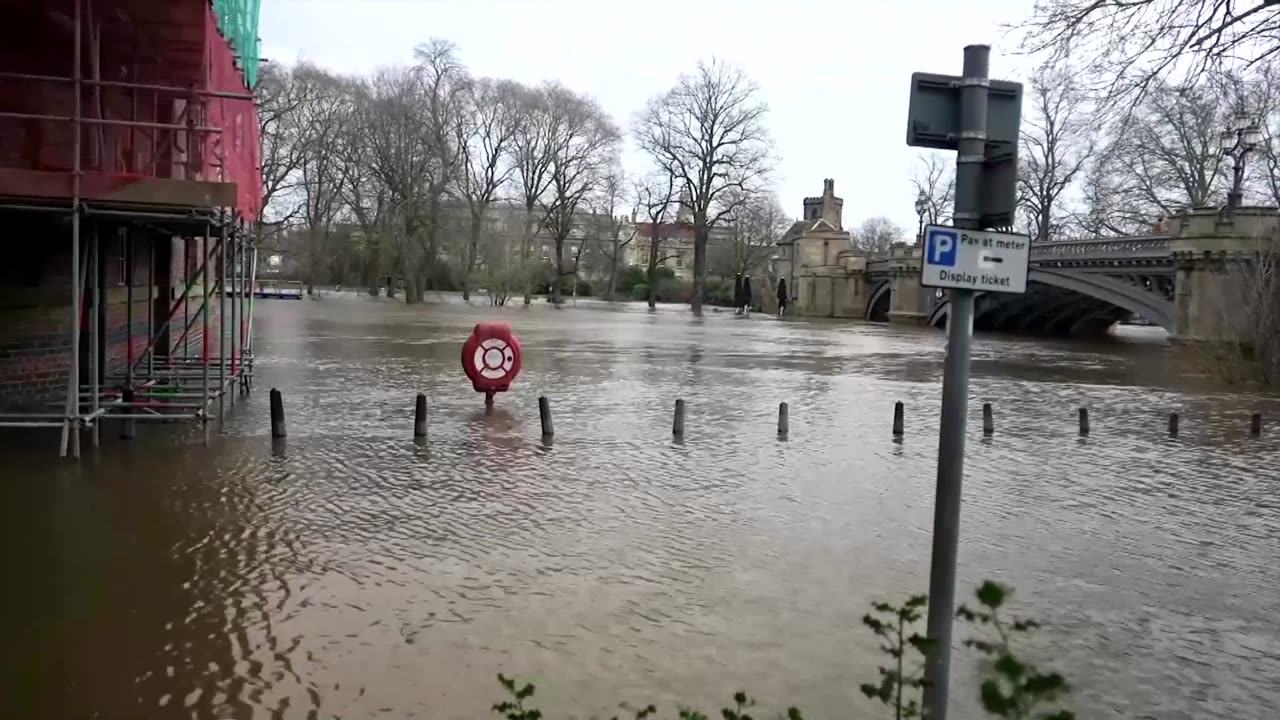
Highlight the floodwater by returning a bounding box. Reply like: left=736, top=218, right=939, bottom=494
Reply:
left=2, top=293, right=1278, bottom=720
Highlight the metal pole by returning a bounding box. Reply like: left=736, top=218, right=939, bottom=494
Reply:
left=146, top=232, right=154, bottom=376
left=921, top=43, right=989, bottom=720
left=90, top=225, right=100, bottom=448
left=218, top=212, right=227, bottom=420
left=61, top=0, right=83, bottom=459
left=201, top=226, right=210, bottom=424
left=125, top=228, right=133, bottom=389
left=229, top=227, right=238, bottom=405
left=182, top=237, right=189, bottom=361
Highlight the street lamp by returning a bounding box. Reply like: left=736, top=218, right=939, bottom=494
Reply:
left=1220, top=111, right=1264, bottom=213
left=914, top=190, right=929, bottom=244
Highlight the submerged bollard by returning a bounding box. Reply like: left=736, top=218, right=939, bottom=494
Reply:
left=982, top=403, right=994, bottom=436
left=1168, top=412, right=1179, bottom=438
left=538, top=396, right=554, bottom=437
left=1250, top=412, right=1262, bottom=437
left=413, top=393, right=428, bottom=438
left=1078, top=407, right=1090, bottom=436
left=269, top=388, right=287, bottom=439
left=673, top=399, right=686, bottom=438
left=777, top=402, right=789, bottom=437
left=892, top=401, right=905, bottom=436
left=121, top=388, right=137, bottom=439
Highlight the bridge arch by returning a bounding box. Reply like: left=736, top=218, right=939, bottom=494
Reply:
left=927, top=268, right=1174, bottom=335
left=866, top=280, right=892, bottom=322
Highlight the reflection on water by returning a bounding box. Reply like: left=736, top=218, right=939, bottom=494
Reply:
left=1, top=294, right=1278, bottom=720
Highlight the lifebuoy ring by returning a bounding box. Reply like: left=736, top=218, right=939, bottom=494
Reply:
left=473, top=337, right=516, bottom=381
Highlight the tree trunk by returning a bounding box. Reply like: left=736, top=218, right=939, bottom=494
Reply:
left=606, top=252, right=618, bottom=301
left=691, top=212, right=708, bottom=314
left=647, top=232, right=660, bottom=309
left=521, top=204, right=536, bottom=305
left=463, top=210, right=483, bottom=302
left=552, top=236, right=565, bottom=305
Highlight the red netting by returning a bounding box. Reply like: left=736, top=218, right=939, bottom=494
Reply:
left=203, top=4, right=262, bottom=220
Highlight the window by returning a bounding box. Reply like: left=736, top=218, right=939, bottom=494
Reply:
left=676, top=254, right=685, bottom=268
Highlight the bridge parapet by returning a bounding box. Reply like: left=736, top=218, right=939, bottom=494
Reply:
left=1030, top=236, right=1172, bottom=267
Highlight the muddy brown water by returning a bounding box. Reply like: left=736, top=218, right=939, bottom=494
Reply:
left=2, top=293, right=1277, bottom=719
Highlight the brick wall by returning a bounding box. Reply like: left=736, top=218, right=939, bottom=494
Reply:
left=0, top=225, right=224, bottom=408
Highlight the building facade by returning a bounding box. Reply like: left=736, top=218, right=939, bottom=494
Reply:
left=774, top=179, right=868, bottom=317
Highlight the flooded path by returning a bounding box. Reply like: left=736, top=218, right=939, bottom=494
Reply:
left=2, top=294, right=1278, bottom=719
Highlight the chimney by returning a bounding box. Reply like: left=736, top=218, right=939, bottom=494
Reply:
left=823, top=178, right=834, bottom=196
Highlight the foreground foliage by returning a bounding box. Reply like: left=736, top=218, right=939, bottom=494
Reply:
left=494, top=580, right=1073, bottom=719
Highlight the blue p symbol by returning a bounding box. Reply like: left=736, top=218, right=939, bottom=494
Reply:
left=927, top=229, right=957, bottom=267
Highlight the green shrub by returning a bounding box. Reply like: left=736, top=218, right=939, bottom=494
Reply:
left=630, top=283, right=650, bottom=301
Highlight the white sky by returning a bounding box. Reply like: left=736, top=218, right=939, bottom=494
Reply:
left=261, top=0, right=1038, bottom=233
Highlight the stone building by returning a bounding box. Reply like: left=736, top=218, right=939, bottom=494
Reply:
left=774, top=179, right=868, bottom=317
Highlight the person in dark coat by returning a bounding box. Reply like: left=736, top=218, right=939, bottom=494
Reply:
left=732, top=273, right=744, bottom=314
left=741, top=276, right=753, bottom=316
left=776, top=277, right=788, bottom=316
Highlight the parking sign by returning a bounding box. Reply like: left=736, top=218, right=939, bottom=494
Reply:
left=919, top=224, right=1030, bottom=294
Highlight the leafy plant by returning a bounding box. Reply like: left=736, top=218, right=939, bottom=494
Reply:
left=859, top=594, right=933, bottom=719
left=956, top=581, right=1074, bottom=720
left=494, top=673, right=542, bottom=720
left=492, top=678, right=804, bottom=720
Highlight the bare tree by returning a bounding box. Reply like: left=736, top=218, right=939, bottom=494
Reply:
left=256, top=62, right=315, bottom=236
left=292, top=65, right=354, bottom=294
left=635, top=172, right=680, bottom=309
left=634, top=58, right=775, bottom=313
left=852, top=216, right=907, bottom=254
left=1071, top=150, right=1140, bottom=238
left=1019, top=63, right=1095, bottom=242
left=1018, top=0, right=1280, bottom=105
left=712, top=188, right=789, bottom=276
left=1109, top=78, right=1228, bottom=220
left=511, top=84, right=557, bottom=305
left=911, top=152, right=955, bottom=226
left=408, top=38, right=470, bottom=302
left=584, top=166, right=637, bottom=301
left=538, top=84, right=620, bottom=305
left=455, top=77, right=521, bottom=302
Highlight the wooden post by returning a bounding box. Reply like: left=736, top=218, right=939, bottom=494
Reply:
left=1168, top=412, right=1179, bottom=438
left=1078, top=407, right=1090, bottom=436
left=673, top=399, right=686, bottom=438
left=538, top=396, right=554, bottom=437
left=269, top=388, right=286, bottom=439
left=981, top=403, right=994, bottom=436
left=1250, top=412, right=1262, bottom=437
left=892, top=401, right=904, bottom=436
left=777, top=402, right=789, bottom=437
left=413, top=393, right=427, bottom=438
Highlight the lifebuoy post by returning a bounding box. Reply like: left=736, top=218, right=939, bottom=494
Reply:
left=461, top=322, right=522, bottom=404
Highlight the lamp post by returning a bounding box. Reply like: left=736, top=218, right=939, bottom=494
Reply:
left=914, top=190, right=929, bottom=244
left=1221, top=112, right=1263, bottom=213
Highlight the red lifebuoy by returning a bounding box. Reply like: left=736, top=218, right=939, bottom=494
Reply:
left=461, top=322, right=522, bottom=395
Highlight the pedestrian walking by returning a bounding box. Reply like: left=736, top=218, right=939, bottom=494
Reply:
left=742, top=276, right=753, bottom=316
left=776, top=277, right=788, bottom=316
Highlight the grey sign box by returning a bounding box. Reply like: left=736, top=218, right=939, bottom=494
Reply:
left=906, top=72, right=1023, bottom=149
left=920, top=225, right=1031, bottom=294
left=979, top=150, right=1017, bottom=229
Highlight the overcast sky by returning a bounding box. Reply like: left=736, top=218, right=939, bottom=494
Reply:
left=261, top=0, right=1038, bottom=234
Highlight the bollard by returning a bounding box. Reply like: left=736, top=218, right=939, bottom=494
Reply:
left=269, top=388, right=287, bottom=439
left=673, top=399, right=686, bottom=438
left=982, top=403, right=994, bottom=436
left=1250, top=412, right=1262, bottom=437
left=121, top=388, right=137, bottom=439
left=413, top=393, right=427, bottom=438
left=892, top=401, right=904, bottom=436
left=777, top=402, right=789, bottom=437
left=538, top=396, right=554, bottom=437
left=1078, top=407, right=1090, bottom=436
left=1168, top=412, right=1179, bottom=437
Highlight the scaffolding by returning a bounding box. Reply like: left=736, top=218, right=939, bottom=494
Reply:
left=0, top=0, right=263, bottom=457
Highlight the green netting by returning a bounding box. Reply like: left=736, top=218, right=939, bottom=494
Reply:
left=211, top=0, right=262, bottom=87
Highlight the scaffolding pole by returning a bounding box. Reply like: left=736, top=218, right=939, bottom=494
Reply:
left=90, top=224, right=100, bottom=448
left=218, top=211, right=227, bottom=421
left=60, top=0, right=83, bottom=459
left=202, top=223, right=210, bottom=427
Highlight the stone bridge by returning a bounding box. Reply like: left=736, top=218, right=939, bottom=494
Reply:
left=861, top=207, right=1275, bottom=343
